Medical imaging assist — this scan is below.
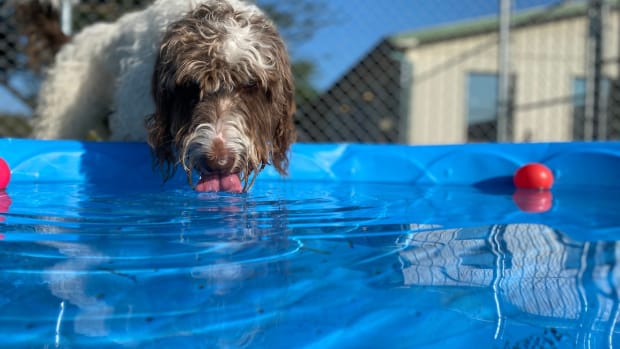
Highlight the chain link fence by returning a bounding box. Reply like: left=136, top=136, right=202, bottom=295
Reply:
left=1, top=0, right=619, bottom=144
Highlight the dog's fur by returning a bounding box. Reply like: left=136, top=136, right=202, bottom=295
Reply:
left=32, top=0, right=296, bottom=191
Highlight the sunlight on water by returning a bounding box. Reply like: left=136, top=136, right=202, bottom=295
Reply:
left=1, top=181, right=620, bottom=348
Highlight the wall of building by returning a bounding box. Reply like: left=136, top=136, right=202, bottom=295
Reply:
left=403, top=10, right=619, bottom=144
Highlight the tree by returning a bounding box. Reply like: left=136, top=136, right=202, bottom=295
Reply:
left=258, top=0, right=325, bottom=100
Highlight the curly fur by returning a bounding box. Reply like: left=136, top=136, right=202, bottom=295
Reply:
left=32, top=0, right=296, bottom=192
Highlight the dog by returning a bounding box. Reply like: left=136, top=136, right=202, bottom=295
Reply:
left=31, top=0, right=296, bottom=193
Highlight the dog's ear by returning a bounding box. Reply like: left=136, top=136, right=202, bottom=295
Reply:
left=270, top=79, right=296, bottom=176
left=269, top=40, right=297, bottom=177
left=146, top=53, right=178, bottom=180
left=147, top=44, right=203, bottom=180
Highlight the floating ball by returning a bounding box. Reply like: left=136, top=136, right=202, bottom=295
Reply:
left=513, top=163, right=554, bottom=190
left=0, top=158, right=10, bottom=190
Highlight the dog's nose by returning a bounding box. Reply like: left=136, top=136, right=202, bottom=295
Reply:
left=206, top=138, right=235, bottom=173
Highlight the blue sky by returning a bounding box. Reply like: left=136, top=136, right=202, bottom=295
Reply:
left=0, top=71, right=37, bottom=118
left=0, top=85, right=31, bottom=116
left=282, top=0, right=567, bottom=91
left=1, top=0, right=567, bottom=116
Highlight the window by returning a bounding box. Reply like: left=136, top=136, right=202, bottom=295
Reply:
left=466, top=73, right=499, bottom=142
left=572, top=77, right=611, bottom=140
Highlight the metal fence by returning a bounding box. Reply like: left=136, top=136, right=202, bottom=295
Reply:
left=1, top=0, right=619, bottom=144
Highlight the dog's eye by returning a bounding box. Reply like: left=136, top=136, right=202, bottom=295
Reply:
left=244, top=81, right=258, bottom=90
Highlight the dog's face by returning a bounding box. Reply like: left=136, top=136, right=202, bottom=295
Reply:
left=146, top=1, right=296, bottom=192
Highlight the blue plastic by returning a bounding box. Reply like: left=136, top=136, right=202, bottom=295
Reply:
left=4, top=138, right=620, bottom=188
left=2, top=138, right=620, bottom=348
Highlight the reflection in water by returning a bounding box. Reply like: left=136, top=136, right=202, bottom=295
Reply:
left=32, top=194, right=295, bottom=348
left=512, top=189, right=553, bottom=213
left=397, top=224, right=620, bottom=347
left=44, top=241, right=113, bottom=337
left=2, top=182, right=620, bottom=348
left=0, top=185, right=287, bottom=347
left=0, top=190, right=10, bottom=224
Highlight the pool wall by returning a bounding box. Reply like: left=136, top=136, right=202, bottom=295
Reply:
left=3, top=138, right=620, bottom=189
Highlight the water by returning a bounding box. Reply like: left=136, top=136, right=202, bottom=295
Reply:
left=1, top=180, right=620, bottom=348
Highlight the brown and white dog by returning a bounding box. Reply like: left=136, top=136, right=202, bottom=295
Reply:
left=31, top=0, right=296, bottom=193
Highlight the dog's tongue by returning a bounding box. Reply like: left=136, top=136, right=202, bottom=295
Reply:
left=196, top=173, right=243, bottom=193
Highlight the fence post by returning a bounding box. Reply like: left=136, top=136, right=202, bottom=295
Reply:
left=585, top=0, right=604, bottom=141
left=597, top=0, right=610, bottom=140
left=497, top=0, right=512, bottom=143
left=60, top=0, right=74, bottom=36
left=391, top=51, right=413, bottom=144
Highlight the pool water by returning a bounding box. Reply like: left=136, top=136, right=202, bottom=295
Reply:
left=1, top=179, right=620, bottom=348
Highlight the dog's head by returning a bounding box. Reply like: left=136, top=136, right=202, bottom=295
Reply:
left=147, top=0, right=296, bottom=192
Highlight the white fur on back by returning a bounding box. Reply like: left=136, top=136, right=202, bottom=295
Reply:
left=32, top=0, right=265, bottom=141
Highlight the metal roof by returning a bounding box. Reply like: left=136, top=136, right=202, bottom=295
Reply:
left=389, top=1, right=616, bottom=49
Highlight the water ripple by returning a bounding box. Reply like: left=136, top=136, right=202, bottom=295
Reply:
left=2, top=181, right=620, bottom=347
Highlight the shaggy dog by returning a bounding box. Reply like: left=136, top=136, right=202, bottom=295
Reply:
left=31, top=0, right=296, bottom=192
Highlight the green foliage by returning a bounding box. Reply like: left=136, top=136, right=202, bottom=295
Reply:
left=259, top=0, right=327, bottom=98
left=293, top=60, right=318, bottom=100
left=72, top=0, right=149, bottom=31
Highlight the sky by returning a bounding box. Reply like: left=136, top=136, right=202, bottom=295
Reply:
left=0, top=85, right=31, bottom=116
left=278, top=0, right=568, bottom=91
left=1, top=0, right=569, bottom=117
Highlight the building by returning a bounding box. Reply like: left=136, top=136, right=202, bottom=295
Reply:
left=298, top=2, right=620, bottom=144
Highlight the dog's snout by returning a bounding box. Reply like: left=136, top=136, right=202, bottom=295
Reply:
left=206, top=138, right=235, bottom=173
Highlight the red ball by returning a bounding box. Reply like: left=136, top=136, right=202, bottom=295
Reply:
left=513, top=163, right=554, bottom=190
left=0, top=158, right=10, bottom=190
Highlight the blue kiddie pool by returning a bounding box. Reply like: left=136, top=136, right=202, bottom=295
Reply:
left=1, top=138, right=620, bottom=348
